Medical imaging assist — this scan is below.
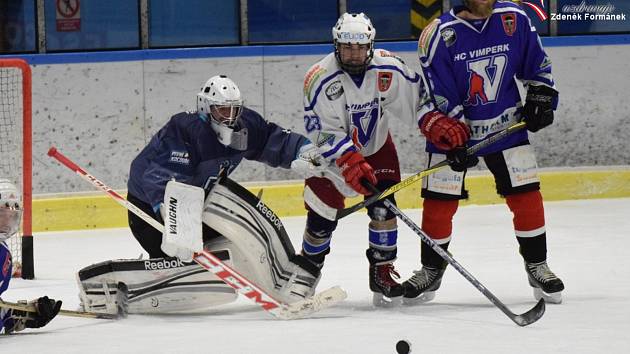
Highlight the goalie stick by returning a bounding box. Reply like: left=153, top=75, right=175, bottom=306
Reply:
left=47, top=147, right=346, bottom=320
left=362, top=181, right=546, bottom=327
left=335, top=121, right=527, bottom=220
left=0, top=299, right=119, bottom=320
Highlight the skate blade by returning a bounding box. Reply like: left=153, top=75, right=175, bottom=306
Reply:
left=402, top=290, right=436, bottom=305
left=372, top=292, right=402, bottom=308
left=533, top=287, right=562, bottom=304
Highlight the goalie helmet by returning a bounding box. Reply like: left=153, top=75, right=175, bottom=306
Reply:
left=197, top=75, right=245, bottom=147
left=332, top=12, right=375, bottom=75
left=0, top=179, right=22, bottom=241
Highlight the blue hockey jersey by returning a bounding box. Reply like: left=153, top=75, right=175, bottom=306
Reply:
left=1, top=242, right=15, bottom=333
left=128, top=107, right=306, bottom=210
left=417, top=1, right=557, bottom=155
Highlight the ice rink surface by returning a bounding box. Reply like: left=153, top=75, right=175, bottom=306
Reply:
left=2, top=198, right=629, bottom=353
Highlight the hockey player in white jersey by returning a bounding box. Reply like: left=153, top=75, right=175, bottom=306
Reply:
left=300, top=12, right=433, bottom=306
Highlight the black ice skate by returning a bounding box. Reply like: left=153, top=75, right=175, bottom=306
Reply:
left=402, top=266, right=445, bottom=305
left=369, top=262, right=404, bottom=307
left=525, top=260, right=564, bottom=304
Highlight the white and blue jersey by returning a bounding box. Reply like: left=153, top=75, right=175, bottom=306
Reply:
left=303, top=49, right=432, bottom=160
left=128, top=107, right=306, bottom=210
left=418, top=1, right=557, bottom=155
left=1, top=242, right=15, bottom=333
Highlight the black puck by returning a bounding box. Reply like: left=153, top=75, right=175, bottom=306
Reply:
left=396, top=339, right=411, bottom=354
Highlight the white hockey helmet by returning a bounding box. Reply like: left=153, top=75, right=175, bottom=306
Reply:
left=197, top=75, right=245, bottom=146
left=0, top=179, right=22, bottom=241
left=332, top=12, right=376, bottom=74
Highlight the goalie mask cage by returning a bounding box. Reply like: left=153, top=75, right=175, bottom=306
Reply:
left=0, top=58, right=33, bottom=279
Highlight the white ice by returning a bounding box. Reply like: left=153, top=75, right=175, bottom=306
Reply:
left=1, top=198, right=629, bottom=354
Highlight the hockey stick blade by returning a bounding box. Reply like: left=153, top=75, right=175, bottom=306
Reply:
left=335, top=121, right=527, bottom=220
left=362, top=181, right=545, bottom=326
left=510, top=298, right=545, bottom=327
left=0, top=299, right=120, bottom=320
left=277, top=286, right=347, bottom=320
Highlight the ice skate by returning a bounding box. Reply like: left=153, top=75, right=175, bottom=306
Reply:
left=525, top=260, right=564, bottom=304
left=369, top=262, right=404, bottom=307
left=402, top=266, right=445, bottom=305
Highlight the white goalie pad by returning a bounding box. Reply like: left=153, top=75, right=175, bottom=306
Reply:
left=203, top=177, right=321, bottom=304
left=161, top=180, right=205, bottom=262
left=77, top=253, right=237, bottom=314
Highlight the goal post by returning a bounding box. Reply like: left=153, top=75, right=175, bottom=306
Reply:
left=0, top=58, right=33, bottom=279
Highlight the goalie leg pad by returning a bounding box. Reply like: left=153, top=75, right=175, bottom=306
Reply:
left=77, top=255, right=237, bottom=314
left=203, top=178, right=320, bottom=304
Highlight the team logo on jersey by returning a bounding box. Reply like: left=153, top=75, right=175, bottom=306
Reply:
left=501, top=13, right=517, bottom=36
left=325, top=80, right=344, bottom=101
left=304, top=65, right=327, bottom=101
left=169, top=151, right=190, bottom=165
left=349, top=99, right=380, bottom=148
left=2, top=253, right=10, bottom=277
left=464, top=54, right=508, bottom=107
left=440, top=28, right=457, bottom=47
left=316, top=132, right=335, bottom=147
left=418, top=19, right=440, bottom=58
left=377, top=72, right=393, bottom=92
left=540, top=56, right=552, bottom=69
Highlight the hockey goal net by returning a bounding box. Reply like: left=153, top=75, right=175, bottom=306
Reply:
left=0, top=58, right=33, bottom=279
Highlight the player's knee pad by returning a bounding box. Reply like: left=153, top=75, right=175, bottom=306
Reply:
left=421, top=198, right=459, bottom=241
left=203, top=177, right=320, bottom=304
left=367, top=217, right=398, bottom=263
left=302, top=210, right=337, bottom=259
left=77, top=255, right=237, bottom=315
left=506, top=190, right=546, bottom=236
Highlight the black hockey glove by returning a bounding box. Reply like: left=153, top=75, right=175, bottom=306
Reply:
left=522, top=85, right=558, bottom=132
left=10, top=296, right=62, bottom=332
left=446, top=146, right=479, bottom=172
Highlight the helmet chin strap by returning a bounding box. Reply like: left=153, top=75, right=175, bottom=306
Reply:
left=210, top=119, right=248, bottom=151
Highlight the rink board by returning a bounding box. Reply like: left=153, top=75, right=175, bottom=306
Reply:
left=31, top=168, right=630, bottom=232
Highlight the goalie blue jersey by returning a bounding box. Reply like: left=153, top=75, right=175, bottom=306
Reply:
left=128, top=107, right=306, bottom=210
left=417, top=1, right=557, bottom=155
left=1, top=242, right=14, bottom=333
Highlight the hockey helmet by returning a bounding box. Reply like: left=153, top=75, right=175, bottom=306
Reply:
left=0, top=179, right=22, bottom=241
left=197, top=75, right=245, bottom=147
left=332, top=13, right=376, bottom=75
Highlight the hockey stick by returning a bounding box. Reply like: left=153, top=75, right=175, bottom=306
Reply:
left=362, top=181, right=545, bottom=326
left=335, top=121, right=527, bottom=220
left=0, top=299, right=118, bottom=320
left=47, top=147, right=345, bottom=320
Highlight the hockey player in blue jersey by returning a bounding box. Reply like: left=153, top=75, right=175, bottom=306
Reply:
left=0, top=179, right=61, bottom=334
left=406, top=0, right=564, bottom=304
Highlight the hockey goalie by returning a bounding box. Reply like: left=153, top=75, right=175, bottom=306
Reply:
left=77, top=176, right=325, bottom=315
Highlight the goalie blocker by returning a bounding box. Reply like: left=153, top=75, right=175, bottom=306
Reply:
left=78, top=177, right=321, bottom=314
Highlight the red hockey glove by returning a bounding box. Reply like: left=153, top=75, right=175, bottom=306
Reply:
left=420, top=111, right=471, bottom=151
left=335, top=150, right=377, bottom=195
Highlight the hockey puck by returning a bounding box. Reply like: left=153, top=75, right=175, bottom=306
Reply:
left=396, top=339, right=411, bottom=354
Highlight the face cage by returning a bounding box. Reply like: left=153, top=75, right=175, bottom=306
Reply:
left=334, top=41, right=374, bottom=75
left=0, top=206, right=22, bottom=241
left=209, top=104, right=243, bottom=128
